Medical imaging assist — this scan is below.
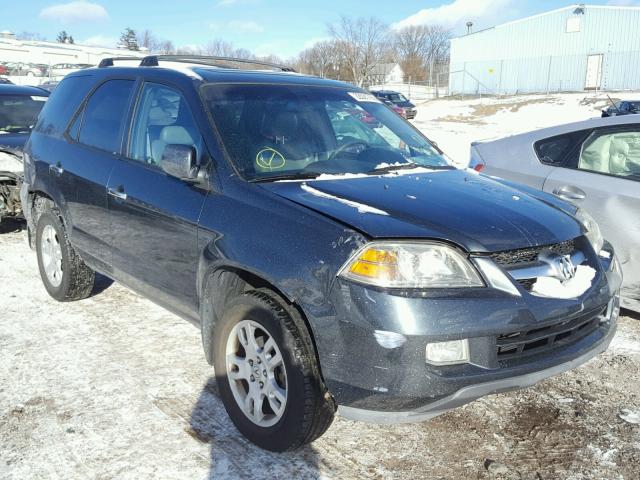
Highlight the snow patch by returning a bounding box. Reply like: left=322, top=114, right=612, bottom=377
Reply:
left=301, top=183, right=388, bottom=215
left=619, top=409, right=640, bottom=424
left=530, top=265, right=596, bottom=299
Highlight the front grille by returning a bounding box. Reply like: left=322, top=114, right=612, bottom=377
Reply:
left=490, top=239, right=575, bottom=267
left=496, top=305, right=606, bottom=362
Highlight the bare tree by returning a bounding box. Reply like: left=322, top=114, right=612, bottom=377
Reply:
left=393, top=24, right=450, bottom=82
left=137, top=29, right=161, bottom=51
left=328, top=16, right=389, bottom=87
left=156, top=40, right=175, bottom=54
left=203, top=39, right=236, bottom=57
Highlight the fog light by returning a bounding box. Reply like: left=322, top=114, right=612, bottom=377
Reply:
left=426, top=339, right=470, bottom=366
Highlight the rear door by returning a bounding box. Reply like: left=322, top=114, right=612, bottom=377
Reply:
left=107, top=81, right=209, bottom=319
left=57, top=78, right=136, bottom=272
left=542, top=125, right=640, bottom=299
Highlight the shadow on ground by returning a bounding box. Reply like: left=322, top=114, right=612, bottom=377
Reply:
left=91, top=272, right=114, bottom=296
left=190, top=378, right=324, bottom=479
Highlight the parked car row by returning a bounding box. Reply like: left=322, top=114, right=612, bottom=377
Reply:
left=0, top=61, right=93, bottom=78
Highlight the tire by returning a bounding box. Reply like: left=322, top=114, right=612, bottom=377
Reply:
left=35, top=208, right=95, bottom=301
left=213, top=289, right=335, bottom=451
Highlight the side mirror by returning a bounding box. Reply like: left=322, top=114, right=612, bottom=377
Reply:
left=160, top=144, right=198, bottom=180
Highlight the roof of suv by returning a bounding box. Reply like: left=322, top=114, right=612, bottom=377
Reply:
left=68, top=56, right=357, bottom=90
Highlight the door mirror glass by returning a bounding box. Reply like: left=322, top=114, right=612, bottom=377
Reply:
left=160, top=144, right=198, bottom=179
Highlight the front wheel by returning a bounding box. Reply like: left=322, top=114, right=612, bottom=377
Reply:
left=213, top=289, right=335, bottom=451
left=35, top=209, right=95, bottom=301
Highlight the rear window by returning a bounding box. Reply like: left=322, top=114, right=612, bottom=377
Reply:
left=534, top=130, right=590, bottom=166
left=78, top=79, right=135, bottom=153
left=34, top=75, right=93, bottom=137
left=0, top=94, right=47, bottom=134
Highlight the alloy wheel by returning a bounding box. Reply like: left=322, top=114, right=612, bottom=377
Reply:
left=225, top=319, right=288, bottom=427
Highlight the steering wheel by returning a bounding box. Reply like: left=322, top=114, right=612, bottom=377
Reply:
left=328, top=141, right=368, bottom=162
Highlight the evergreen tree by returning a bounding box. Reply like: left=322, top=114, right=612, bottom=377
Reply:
left=119, top=28, right=139, bottom=51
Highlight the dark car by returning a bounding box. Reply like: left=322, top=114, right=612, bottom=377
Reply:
left=372, top=89, right=417, bottom=119
left=602, top=100, right=640, bottom=117
left=0, top=84, right=49, bottom=222
left=22, top=56, right=621, bottom=452
left=0, top=84, right=49, bottom=149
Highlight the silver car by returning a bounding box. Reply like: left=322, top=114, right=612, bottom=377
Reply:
left=470, top=115, right=639, bottom=312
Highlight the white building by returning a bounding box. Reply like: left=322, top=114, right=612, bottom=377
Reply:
left=369, top=63, right=404, bottom=85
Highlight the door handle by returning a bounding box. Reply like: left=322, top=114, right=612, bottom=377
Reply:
left=107, top=186, right=127, bottom=201
left=49, top=162, right=63, bottom=176
left=553, top=185, right=586, bottom=201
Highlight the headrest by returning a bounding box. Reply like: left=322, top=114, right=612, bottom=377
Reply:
left=160, top=125, right=193, bottom=145
left=610, top=139, right=629, bottom=156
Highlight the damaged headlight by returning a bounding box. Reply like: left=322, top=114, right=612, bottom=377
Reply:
left=338, top=242, right=484, bottom=288
left=575, top=208, right=604, bottom=253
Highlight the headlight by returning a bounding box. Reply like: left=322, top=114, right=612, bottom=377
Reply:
left=575, top=208, right=604, bottom=253
left=338, top=242, right=484, bottom=288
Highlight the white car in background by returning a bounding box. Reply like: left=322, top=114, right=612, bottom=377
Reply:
left=49, top=63, right=92, bottom=78
left=470, top=115, right=640, bottom=312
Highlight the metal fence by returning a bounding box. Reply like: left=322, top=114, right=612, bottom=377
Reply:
left=368, top=64, right=451, bottom=103
left=449, top=50, right=640, bottom=96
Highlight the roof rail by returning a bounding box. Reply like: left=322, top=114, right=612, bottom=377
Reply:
left=98, top=56, right=145, bottom=68
left=140, top=55, right=296, bottom=72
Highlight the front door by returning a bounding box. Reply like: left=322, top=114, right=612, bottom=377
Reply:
left=585, top=54, right=603, bottom=90
left=108, top=82, right=208, bottom=319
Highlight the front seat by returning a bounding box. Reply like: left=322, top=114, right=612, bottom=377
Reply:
left=151, top=125, right=195, bottom=165
left=580, top=134, right=611, bottom=173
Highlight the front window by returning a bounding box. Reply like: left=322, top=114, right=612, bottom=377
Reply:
left=202, top=84, right=450, bottom=181
left=0, top=94, right=47, bottom=134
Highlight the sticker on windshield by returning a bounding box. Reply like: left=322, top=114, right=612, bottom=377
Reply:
left=348, top=92, right=381, bottom=103
left=30, top=96, right=48, bottom=102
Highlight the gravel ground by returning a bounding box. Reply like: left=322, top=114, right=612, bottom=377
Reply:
left=1, top=220, right=639, bottom=480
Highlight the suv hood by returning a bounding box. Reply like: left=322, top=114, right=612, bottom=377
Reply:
left=260, top=169, right=581, bottom=253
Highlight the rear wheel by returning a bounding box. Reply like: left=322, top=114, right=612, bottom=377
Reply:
left=213, top=289, right=335, bottom=451
left=36, top=209, right=95, bottom=301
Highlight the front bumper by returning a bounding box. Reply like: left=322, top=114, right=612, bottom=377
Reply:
left=338, top=321, right=614, bottom=423
left=315, top=243, right=622, bottom=422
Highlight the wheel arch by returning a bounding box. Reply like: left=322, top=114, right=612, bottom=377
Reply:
left=199, top=265, right=327, bottom=383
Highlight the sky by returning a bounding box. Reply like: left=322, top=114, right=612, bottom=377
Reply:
left=1, top=0, right=637, bottom=58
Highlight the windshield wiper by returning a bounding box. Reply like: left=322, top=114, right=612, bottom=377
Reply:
left=369, top=162, right=456, bottom=174
left=250, top=172, right=322, bottom=183
left=368, top=162, right=419, bottom=173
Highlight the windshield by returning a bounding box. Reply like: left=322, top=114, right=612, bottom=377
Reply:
left=0, top=94, right=47, bottom=134
left=203, top=84, right=450, bottom=181
left=388, top=93, right=408, bottom=103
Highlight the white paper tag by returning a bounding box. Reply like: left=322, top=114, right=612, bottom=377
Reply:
left=30, top=96, right=48, bottom=102
left=348, top=92, right=381, bottom=103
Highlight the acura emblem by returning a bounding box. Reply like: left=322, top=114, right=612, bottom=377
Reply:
left=538, top=252, right=577, bottom=282
left=557, top=255, right=576, bottom=281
